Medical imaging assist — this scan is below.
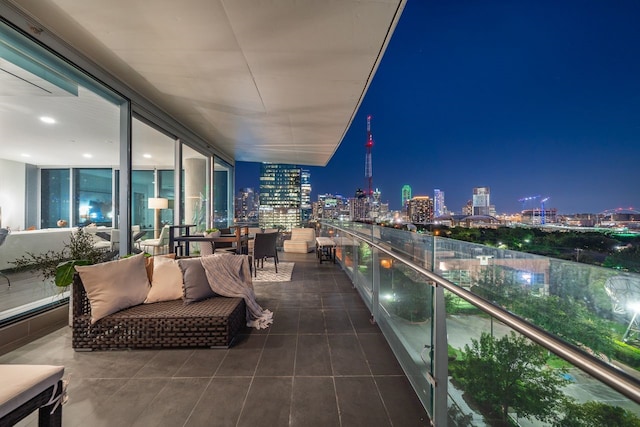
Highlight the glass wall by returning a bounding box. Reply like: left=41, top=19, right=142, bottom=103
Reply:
left=214, top=157, right=233, bottom=229
left=74, top=169, right=114, bottom=226
left=0, top=20, right=124, bottom=323
left=0, top=15, right=235, bottom=331
left=40, top=169, right=70, bottom=229
left=131, top=118, right=175, bottom=241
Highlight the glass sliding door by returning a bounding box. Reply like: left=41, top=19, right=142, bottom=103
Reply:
left=0, top=21, right=126, bottom=324
left=74, top=169, right=114, bottom=226
left=132, top=118, right=175, bottom=242
left=214, top=157, right=233, bottom=229
left=40, top=169, right=70, bottom=229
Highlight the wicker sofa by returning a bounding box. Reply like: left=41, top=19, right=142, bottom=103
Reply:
left=72, top=272, right=246, bottom=351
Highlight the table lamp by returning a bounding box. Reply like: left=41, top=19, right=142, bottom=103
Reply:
left=148, top=197, right=168, bottom=238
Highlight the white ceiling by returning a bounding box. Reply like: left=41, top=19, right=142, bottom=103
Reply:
left=3, top=0, right=405, bottom=167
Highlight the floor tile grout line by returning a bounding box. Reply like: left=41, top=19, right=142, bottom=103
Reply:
left=182, top=348, right=231, bottom=427
left=234, top=317, right=270, bottom=426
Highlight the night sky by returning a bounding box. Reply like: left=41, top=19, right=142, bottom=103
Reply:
left=236, top=0, right=640, bottom=215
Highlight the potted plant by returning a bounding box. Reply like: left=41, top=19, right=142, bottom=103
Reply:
left=12, top=227, right=113, bottom=288
left=204, top=228, right=220, bottom=237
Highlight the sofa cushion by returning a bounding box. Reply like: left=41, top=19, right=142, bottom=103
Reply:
left=283, top=228, right=315, bottom=253
left=178, top=257, right=217, bottom=304
left=144, top=256, right=183, bottom=303
left=145, top=253, right=176, bottom=282
left=75, top=253, right=150, bottom=324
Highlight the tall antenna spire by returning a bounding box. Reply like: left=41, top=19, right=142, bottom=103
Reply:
left=365, top=115, right=373, bottom=196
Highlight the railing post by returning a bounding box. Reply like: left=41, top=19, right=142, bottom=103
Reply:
left=371, top=246, right=379, bottom=324
left=432, top=283, right=448, bottom=426
left=432, top=234, right=448, bottom=426
left=353, top=237, right=359, bottom=288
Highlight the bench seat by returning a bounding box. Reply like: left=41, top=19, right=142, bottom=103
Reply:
left=0, top=364, right=64, bottom=426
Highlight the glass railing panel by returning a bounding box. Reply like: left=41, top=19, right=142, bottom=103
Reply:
left=375, top=225, right=434, bottom=269
left=324, top=221, right=640, bottom=426
left=354, top=240, right=374, bottom=301
left=435, top=236, right=640, bottom=383
left=334, top=234, right=356, bottom=280
left=445, top=303, right=640, bottom=426
left=376, top=252, right=434, bottom=412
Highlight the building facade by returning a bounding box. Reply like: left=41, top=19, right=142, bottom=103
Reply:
left=259, top=163, right=301, bottom=231
left=350, top=189, right=370, bottom=221
left=472, top=186, right=491, bottom=216
left=407, top=196, right=434, bottom=224
left=301, top=169, right=312, bottom=222
left=434, top=189, right=445, bottom=217
left=234, top=187, right=259, bottom=224
left=401, top=185, right=412, bottom=207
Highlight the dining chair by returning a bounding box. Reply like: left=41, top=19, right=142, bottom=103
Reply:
left=139, top=225, right=170, bottom=256
left=252, top=231, right=279, bottom=277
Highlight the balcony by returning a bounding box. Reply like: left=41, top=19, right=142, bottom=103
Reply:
left=3, top=222, right=640, bottom=426
left=0, top=250, right=430, bottom=426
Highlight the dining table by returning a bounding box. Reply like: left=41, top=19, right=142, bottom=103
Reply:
left=169, top=226, right=251, bottom=256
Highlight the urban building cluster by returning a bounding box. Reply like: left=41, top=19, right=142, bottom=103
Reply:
left=235, top=163, right=639, bottom=231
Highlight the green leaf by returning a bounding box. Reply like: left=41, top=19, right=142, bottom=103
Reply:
left=55, top=260, right=91, bottom=287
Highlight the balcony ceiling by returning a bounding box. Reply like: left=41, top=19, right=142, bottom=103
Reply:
left=5, top=0, right=405, bottom=166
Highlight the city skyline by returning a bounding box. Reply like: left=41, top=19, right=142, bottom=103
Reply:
left=237, top=0, right=640, bottom=214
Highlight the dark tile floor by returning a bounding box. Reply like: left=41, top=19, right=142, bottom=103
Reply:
left=1, top=251, right=430, bottom=427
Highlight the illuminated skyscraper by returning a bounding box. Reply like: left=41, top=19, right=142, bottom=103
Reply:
left=350, top=188, right=370, bottom=221
left=401, top=185, right=412, bottom=207
left=259, top=163, right=301, bottom=231
left=434, top=189, right=445, bottom=217
left=472, top=187, right=491, bottom=216
left=407, top=196, right=434, bottom=223
left=301, top=169, right=311, bottom=221
left=234, top=187, right=259, bottom=223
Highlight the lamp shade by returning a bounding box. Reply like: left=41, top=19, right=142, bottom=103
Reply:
left=148, top=197, right=168, bottom=209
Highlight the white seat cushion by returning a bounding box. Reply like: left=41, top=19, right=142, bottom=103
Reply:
left=284, top=228, right=315, bottom=253
left=0, top=364, right=64, bottom=417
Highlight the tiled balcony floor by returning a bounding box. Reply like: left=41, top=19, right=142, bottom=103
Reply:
left=0, top=252, right=430, bottom=426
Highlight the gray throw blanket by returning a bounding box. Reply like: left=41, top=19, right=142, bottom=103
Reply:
left=200, top=254, right=273, bottom=329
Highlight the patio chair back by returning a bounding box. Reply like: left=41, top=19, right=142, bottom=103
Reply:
left=252, top=231, right=279, bottom=276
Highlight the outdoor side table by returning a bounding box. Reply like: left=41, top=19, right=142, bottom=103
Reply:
left=315, top=237, right=336, bottom=264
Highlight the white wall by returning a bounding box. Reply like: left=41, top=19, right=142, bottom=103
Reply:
left=0, top=159, right=26, bottom=230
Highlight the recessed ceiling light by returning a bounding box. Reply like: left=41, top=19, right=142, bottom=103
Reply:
left=83, top=153, right=93, bottom=158
left=143, top=154, right=152, bottom=159
left=21, top=153, right=31, bottom=157
left=40, top=116, right=56, bottom=124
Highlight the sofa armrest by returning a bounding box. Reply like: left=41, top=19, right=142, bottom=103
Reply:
left=72, top=273, right=92, bottom=319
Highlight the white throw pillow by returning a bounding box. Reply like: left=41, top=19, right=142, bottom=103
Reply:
left=75, top=253, right=150, bottom=324
left=144, top=256, right=184, bottom=303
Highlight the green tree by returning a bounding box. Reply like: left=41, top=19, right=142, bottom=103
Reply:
left=604, top=245, right=640, bottom=273
left=513, top=295, right=614, bottom=358
left=556, top=401, right=640, bottom=427
left=451, top=332, right=569, bottom=425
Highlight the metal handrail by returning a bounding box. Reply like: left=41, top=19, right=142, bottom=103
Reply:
left=327, top=223, right=640, bottom=404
